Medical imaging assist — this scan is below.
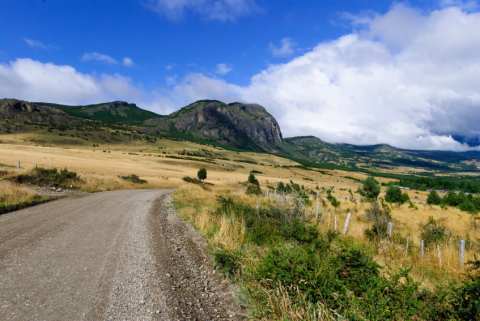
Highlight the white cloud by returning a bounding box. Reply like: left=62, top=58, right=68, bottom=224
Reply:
left=82, top=52, right=118, bottom=65
left=215, top=63, right=232, bottom=75
left=122, top=57, right=134, bottom=67
left=23, top=38, right=49, bottom=50
left=269, top=38, right=296, bottom=58
left=0, top=58, right=141, bottom=105
left=440, top=0, right=479, bottom=11
left=145, top=0, right=259, bottom=21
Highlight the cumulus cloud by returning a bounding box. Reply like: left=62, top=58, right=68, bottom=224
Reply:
left=145, top=0, right=259, bottom=21
left=269, top=38, right=297, bottom=58
left=215, top=63, right=232, bottom=75
left=0, top=58, right=141, bottom=105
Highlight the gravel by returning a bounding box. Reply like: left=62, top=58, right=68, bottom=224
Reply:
left=0, top=189, right=244, bottom=321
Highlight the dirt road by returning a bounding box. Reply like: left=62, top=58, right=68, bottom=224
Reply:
left=0, top=190, right=242, bottom=321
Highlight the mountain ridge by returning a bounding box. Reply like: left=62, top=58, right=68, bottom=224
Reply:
left=1, top=97, right=479, bottom=172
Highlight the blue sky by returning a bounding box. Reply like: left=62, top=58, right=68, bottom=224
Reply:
left=0, top=0, right=437, bottom=87
left=2, top=0, right=480, bottom=150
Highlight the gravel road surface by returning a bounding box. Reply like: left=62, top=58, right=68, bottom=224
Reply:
left=0, top=190, right=243, bottom=321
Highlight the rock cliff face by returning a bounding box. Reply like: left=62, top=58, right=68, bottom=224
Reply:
left=147, top=100, right=283, bottom=151
left=0, top=99, right=82, bottom=132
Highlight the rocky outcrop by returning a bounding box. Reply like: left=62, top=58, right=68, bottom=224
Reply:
left=0, top=99, right=83, bottom=132
left=147, top=100, right=283, bottom=151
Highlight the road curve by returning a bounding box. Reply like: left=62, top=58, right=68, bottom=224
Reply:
left=0, top=190, right=242, bottom=321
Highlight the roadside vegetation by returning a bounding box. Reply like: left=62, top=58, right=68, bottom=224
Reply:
left=175, top=177, right=479, bottom=320
left=0, top=181, right=50, bottom=214
left=14, top=167, right=81, bottom=189
left=120, top=174, right=147, bottom=184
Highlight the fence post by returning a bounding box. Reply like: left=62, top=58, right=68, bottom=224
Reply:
left=405, top=237, right=409, bottom=256
left=17, top=160, right=21, bottom=169
left=436, top=244, right=442, bottom=267
left=459, top=240, right=465, bottom=269
left=420, top=240, right=425, bottom=258
left=343, top=212, right=352, bottom=235
left=333, top=214, right=338, bottom=231
left=387, top=222, right=394, bottom=238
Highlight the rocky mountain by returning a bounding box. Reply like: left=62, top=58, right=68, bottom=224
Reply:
left=146, top=100, right=283, bottom=151
left=0, top=99, right=84, bottom=133
left=1, top=98, right=480, bottom=172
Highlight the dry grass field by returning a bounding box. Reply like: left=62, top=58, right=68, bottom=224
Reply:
left=1, top=132, right=477, bottom=255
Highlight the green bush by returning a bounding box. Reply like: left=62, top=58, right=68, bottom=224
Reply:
left=326, top=189, right=340, bottom=208
left=364, top=202, right=392, bottom=241
left=420, top=217, right=449, bottom=248
left=360, top=176, right=381, bottom=200
left=120, top=174, right=147, bottom=184
left=427, top=190, right=442, bottom=205
left=214, top=248, right=241, bottom=278
left=15, top=167, right=80, bottom=188
left=197, top=168, right=207, bottom=181
left=385, top=186, right=410, bottom=204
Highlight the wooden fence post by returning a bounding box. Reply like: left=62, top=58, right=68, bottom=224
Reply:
left=343, top=212, right=352, bottom=235
left=436, top=244, right=442, bottom=267
left=387, top=222, right=394, bottom=238
left=459, top=240, right=465, bottom=269
left=420, top=240, right=425, bottom=258
left=333, top=214, right=338, bottom=232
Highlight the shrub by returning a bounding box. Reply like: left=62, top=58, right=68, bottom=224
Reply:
left=326, top=189, right=340, bottom=208
left=15, top=167, right=80, bottom=188
left=364, top=202, right=392, bottom=241
left=427, top=190, right=442, bottom=205
left=246, top=173, right=262, bottom=195
left=197, top=168, right=207, bottom=181
left=248, top=172, right=259, bottom=185
left=360, top=176, right=381, bottom=200
left=385, top=186, right=410, bottom=204
left=420, top=217, right=449, bottom=248
left=214, top=248, right=241, bottom=278
left=120, top=174, right=147, bottom=184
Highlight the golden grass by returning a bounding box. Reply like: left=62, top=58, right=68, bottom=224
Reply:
left=0, top=181, right=37, bottom=204
left=1, top=132, right=478, bottom=278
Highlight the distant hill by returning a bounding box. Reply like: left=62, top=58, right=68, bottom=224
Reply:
left=40, top=101, right=162, bottom=125
left=1, top=98, right=479, bottom=172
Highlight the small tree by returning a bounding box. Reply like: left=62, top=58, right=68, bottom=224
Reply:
left=421, top=217, right=449, bottom=248
left=246, top=172, right=261, bottom=195
left=248, top=172, right=259, bottom=186
left=385, top=186, right=409, bottom=204
left=197, top=168, right=207, bottom=181
left=364, top=201, right=392, bottom=241
left=427, top=190, right=442, bottom=205
left=360, top=176, right=380, bottom=200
